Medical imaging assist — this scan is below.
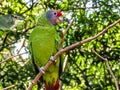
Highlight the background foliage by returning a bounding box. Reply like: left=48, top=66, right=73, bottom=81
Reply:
left=0, top=0, right=120, bottom=90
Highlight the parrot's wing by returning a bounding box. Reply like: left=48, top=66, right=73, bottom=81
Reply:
left=29, top=42, right=39, bottom=74
left=55, top=31, right=63, bottom=78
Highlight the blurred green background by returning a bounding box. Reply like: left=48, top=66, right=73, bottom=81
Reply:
left=0, top=0, right=120, bottom=90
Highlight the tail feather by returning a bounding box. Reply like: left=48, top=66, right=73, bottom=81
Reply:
left=45, top=80, right=59, bottom=90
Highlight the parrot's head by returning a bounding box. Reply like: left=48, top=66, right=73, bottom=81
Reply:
left=46, top=10, right=62, bottom=25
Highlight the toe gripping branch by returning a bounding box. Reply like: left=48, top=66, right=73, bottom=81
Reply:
left=39, top=67, right=45, bottom=74
left=50, top=56, right=57, bottom=63
left=39, top=56, right=56, bottom=74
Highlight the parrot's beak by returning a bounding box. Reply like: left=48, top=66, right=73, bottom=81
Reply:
left=55, top=10, right=63, bottom=24
left=56, top=16, right=63, bottom=24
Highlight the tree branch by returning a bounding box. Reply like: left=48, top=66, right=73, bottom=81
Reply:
left=27, top=18, right=120, bottom=90
left=92, top=49, right=119, bottom=90
left=0, top=52, right=28, bottom=64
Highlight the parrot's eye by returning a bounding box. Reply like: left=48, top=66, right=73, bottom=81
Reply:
left=54, top=12, right=57, bottom=16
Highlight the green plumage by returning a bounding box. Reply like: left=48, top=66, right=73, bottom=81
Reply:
left=29, top=14, right=61, bottom=87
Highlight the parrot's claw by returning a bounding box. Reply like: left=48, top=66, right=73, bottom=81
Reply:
left=50, top=56, right=56, bottom=63
left=39, top=67, right=45, bottom=74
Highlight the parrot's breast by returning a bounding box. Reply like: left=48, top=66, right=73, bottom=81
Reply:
left=30, top=26, right=57, bottom=66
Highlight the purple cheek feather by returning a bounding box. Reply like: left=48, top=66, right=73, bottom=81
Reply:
left=49, top=18, right=57, bottom=25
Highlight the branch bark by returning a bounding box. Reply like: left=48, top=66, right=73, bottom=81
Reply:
left=27, top=18, right=120, bottom=90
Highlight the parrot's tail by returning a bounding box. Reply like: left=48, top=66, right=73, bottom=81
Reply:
left=45, top=80, right=59, bottom=90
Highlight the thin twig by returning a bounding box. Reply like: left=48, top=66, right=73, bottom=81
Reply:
left=23, top=25, right=36, bottom=33
left=92, top=49, right=119, bottom=90
left=0, top=52, right=28, bottom=64
left=0, top=33, right=9, bottom=51
left=59, top=19, right=75, bottom=49
left=3, top=85, right=16, bottom=90
left=17, top=38, right=26, bottom=54
left=20, top=1, right=34, bottom=15
left=63, top=19, right=75, bottom=35
left=62, top=55, right=68, bottom=72
left=27, top=18, right=120, bottom=90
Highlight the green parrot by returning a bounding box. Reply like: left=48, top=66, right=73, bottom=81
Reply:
left=29, top=10, right=62, bottom=90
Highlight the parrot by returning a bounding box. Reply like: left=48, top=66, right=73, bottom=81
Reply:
left=29, top=10, right=62, bottom=90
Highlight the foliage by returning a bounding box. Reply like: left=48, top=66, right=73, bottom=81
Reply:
left=0, top=0, right=120, bottom=90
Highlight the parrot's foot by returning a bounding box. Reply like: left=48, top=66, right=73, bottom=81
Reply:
left=50, top=56, right=56, bottom=63
left=39, top=67, right=45, bottom=74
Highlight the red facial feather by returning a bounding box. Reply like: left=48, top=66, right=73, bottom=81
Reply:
left=56, top=10, right=62, bottom=17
